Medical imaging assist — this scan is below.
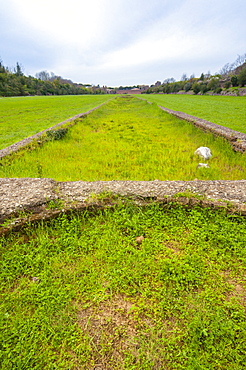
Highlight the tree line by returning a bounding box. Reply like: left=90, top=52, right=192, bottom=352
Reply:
left=0, top=60, right=104, bottom=97
left=146, top=54, right=246, bottom=95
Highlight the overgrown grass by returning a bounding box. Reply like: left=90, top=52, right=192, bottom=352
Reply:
left=141, top=94, right=246, bottom=133
left=0, top=201, right=245, bottom=369
left=1, top=96, right=246, bottom=181
left=0, top=95, right=111, bottom=149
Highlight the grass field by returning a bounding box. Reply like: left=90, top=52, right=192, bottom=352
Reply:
left=1, top=201, right=245, bottom=369
left=141, top=94, right=246, bottom=134
left=1, top=96, right=246, bottom=181
left=0, top=95, right=111, bottom=149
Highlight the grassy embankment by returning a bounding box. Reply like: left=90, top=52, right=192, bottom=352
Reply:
left=0, top=95, right=111, bottom=149
left=1, top=95, right=246, bottom=181
left=142, top=94, right=246, bottom=134
left=1, top=201, right=245, bottom=369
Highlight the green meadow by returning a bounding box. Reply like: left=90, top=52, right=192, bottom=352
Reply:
left=1, top=201, right=245, bottom=369
left=142, top=94, right=246, bottom=133
left=0, top=95, right=111, bottom=149
left=1, top=95, right=246, bottom=369
left=1, top=96, right=246, bottom=181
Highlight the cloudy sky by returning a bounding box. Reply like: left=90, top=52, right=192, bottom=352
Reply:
left=1, top=0, right=246, bottom=87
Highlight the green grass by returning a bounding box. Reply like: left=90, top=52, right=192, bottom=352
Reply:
left=141, top=94, right=246, bottom=133
left=0, top=95, right=111, bottom=149
left=0, top=201, right=245, bottom=369
left=1, top=96, right=246, bottom=181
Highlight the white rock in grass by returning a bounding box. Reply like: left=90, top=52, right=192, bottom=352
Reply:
left=194, top=147, right=212, bottom=160
left=197, top=163, right=210, bottom=168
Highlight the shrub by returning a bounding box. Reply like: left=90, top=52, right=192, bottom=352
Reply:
left=215, top=87, right=222, bottom=94
left=224, top=81, right=231, bottom=89
left=200, top=83, right=209, bottom=94
left=184, top=82, right=192, bottom=92
left=46, top=128, right=68, bottom=141
left=192, top=82, right=200, bottom=94
left=231, top=75, right=238, bottom=87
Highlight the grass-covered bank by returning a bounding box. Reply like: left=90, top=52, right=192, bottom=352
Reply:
left=0, top=95, right=111, bottom=149
left=1, top=96, right=246, bottom=181
left=0, top=200, right=245, bottom=369
left=141, top=94, right=246, bottom=134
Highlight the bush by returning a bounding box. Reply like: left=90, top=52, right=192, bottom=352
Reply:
left=184, top=82, right=192, bottom=92
left=215, top=87, right=222, bottom=94
left=231, top=75, right=238, bottom=87
left=208, top=78, right=220, bottom=91
left=200, top=83, right=209, bottom=94
left=192, top=82, right=200, bottom=94
left=46, top=128, right=68, bottom=141
left=224, top=81, right=231, bottom=89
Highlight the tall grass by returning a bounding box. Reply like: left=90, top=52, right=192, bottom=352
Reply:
left=0, top=95, right=111, bottom=149
left=1, top=96, right=246, bottom=181
left=142, top=94, right=246, bottom=133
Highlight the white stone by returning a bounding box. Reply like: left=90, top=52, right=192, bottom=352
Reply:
left=194, top=147, right=212, bottom=160
left=197, top=163, right=210, bottom=168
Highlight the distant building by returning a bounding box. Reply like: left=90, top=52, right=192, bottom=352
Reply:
left=116, top=86, right=149, bottom=94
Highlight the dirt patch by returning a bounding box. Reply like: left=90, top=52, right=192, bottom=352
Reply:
left=77, top=296, right=140, bottom=369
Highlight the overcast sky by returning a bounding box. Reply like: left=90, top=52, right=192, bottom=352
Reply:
left=1, top=0, right=246, bottom=87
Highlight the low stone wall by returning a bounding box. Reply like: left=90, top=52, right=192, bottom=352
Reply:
left=0, top=101, right=110, bottom=159
left=0, top=178, right=246, bottom=233
left=158, top=106, right=246, bottom=152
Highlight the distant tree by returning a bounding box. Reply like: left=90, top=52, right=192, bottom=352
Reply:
left=184, top=82, right=191, bottom=92
left=200, top=73, right=204, bottom=81
left=35, top=70, right=50, bottom=81
left=224, top=81, right=231, bottom=89
left=14, top=62, right=23, bottom=76
left=192, top=82, right=200, bottom=94
left=231, top=75, right=238, bottom=87
left=181, top=73, right=188, bottom=81
left=163, top=77, right=175, bottom=84
left=208, top=78, right=220, bottom=91
left=200, top=83, right=209, bottom=94
left=234, top=53, right=246, bottom=68
left=0, top=58, right=6, bottom=73
left=238, top=68, right=246, bottom=86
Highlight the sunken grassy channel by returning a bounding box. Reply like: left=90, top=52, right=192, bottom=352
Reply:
left=142, top=94, right=246, bottom=134
left=1, top=96, right=246, bottom=181
left=0, top=201, right=245, bottom=369
left=0, top=95, right=111, bottom=149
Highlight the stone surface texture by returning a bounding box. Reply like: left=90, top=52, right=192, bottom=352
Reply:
left=1, top=178, right=246, bottom=224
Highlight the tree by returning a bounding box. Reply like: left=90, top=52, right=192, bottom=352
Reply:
left=238, top=68, right=246, bottom=86
left=14, top=62, right=23, bottom=76
left=184, top=82, right=191, bottom=92
left=181, top=73, right=188, bottom=81
left=192, top=82, right=200, bottom=94
left=35, top=70, right=50, bottom=81
left=231, top=75, right=238, bottom=87
left=200, top=73, right=204, bottom=81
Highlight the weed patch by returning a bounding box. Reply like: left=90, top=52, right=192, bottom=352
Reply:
left=0, top=202, right=245, bottom=369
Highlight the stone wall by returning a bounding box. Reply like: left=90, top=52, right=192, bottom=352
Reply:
left=158, top=106, right=246, bottom=152
left=0, top=178, right=246, bottom=234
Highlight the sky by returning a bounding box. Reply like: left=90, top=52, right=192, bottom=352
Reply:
left=1, top=0, right=246, bottom=87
